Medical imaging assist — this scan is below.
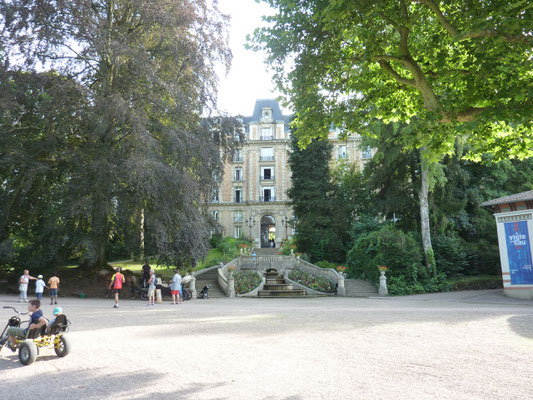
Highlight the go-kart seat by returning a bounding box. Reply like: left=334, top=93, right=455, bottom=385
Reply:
left=26, top=324, right=47, bottom=340
left=47, top=314, right=68, bottom=335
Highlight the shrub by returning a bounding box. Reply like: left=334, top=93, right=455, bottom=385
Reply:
left=432, top=234, right=469, bottom=276
left=216, top=237, right=252, bottom=259
left=315, top=261, right=338, bottom=269
left=387, top=275, right=426, bottom=296
left=234, top=270, right=262, bottom=294
left=279, top=238, right=297, bottom=255
left=447, top=275, right=503, bottom=291
left=387, top=273, right=449, bottom=296
left=210, top=233, right=222, bottom=248
left=288, top=269, right=336, bottom=293
left=346, top=224, right=424, bottom=285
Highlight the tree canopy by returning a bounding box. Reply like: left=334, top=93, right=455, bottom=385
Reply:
left=0, top=0, right=238, bottom=271
left=252, top=0, right=532, bottom=158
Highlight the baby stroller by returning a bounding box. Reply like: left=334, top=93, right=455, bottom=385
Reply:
left=197, top=284, right=211, bottom=299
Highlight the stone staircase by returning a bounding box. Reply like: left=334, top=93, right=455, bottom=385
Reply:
left=344, top=279, right=378, bottom=297
left=258, top=268, right=306, bottom=297
left=195, top=269, right=225, bottom=298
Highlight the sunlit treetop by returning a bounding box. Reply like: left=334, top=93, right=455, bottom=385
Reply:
left=251, top=0, right=532, bottom=159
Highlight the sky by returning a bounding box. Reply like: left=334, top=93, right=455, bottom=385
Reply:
left=216, top=0, right=290, bottom=117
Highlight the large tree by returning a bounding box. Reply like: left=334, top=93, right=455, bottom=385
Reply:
left=252, top=0, right=532, bottom=156
left=0, top=0, right=238, bottom=270
left=252, top=0, right=532, bottom=273
left=288, top=134, right=348, bottom=263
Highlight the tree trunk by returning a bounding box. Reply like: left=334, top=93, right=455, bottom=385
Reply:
left=419, top=148, right=436, bottom=277
left=134, top=207, right=145, bottom=262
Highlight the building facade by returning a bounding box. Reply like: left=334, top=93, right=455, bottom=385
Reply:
left=208, top=99, right=372, bottom=248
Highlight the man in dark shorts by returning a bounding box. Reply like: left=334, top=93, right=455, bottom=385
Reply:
left=109, top=267, right=125, bottom=309
left=142, top=262, right=151, bottom=288
left=6, top=299, right=47, bottom=351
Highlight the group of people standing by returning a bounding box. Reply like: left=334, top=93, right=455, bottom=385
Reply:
left=18, top=270, right=60, bottom=305
left=108, top=263, right=183, bottom=308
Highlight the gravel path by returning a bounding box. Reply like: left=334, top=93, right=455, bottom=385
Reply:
left=1, top=290, right=532, bottom=400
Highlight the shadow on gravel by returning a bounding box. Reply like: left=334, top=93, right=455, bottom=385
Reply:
left=507, top=315, right=533, bottom=339
left=0, top=353, right=25, bottom=370
left=0, top=368, right=228, bottom=399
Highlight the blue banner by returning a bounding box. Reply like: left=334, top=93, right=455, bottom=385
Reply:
left=505, top=221, right=533, bottom=284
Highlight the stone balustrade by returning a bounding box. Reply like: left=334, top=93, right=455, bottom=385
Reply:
left=188, top=254, right=347, bottom=297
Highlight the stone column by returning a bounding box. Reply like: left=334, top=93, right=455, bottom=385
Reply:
left=337, top=275, right=346, bottom=296
left=190, top=274, right=197, bottom=299
left=228, top=271, right=235, bottom=298
left=379, top=271, right=388, bottom=296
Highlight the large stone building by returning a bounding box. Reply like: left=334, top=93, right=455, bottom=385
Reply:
left=208, top=99, right=372, bottom=248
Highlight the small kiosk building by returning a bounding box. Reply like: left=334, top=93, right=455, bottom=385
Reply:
left=481, top=190, right=533, bottom=300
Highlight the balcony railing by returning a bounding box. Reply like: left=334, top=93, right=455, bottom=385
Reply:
left=259, top=196, right=276, bottom=202
left=260, top=155, right=275, bottom=161
left=261, top=175, right=275, bottom=180
left=233, top=156, right=243, bottom=162
left=260, top=135, right=273, bottom=141
left=233, top=177, right=244, bottom=182
left=234, top=217, right=243, bottom=222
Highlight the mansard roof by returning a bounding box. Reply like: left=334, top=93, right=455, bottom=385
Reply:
left=243, top=99, right=291, bottom=124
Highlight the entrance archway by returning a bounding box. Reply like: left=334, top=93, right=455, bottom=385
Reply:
left=260, top=215, right=276, bottom=248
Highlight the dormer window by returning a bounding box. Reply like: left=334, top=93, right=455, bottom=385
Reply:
left=261, top=108, right=273, bottom=122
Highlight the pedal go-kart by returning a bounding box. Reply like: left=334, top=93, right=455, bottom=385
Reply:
left=0, top=306, right=70, bottom=365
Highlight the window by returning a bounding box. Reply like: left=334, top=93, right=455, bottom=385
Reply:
left=234, top=210, right=243, bottom=222
left=234, top=168, right=242, bottom=181
left=233, top=149, right=243, bottom=162
left=212, top=210, right=219, bottom=221
left=260, top=147, right=274, bottom=161
left=234, top=226, right=242, bottom=238
left=362, top=146, right=372, bottom=159
left=261, top=127, right=273, bottom=140
left=261, top=187, right=275, bottom=202
left=338, top=145, right=347, bottom=159
left=235, top=188, right=242, bottom=203
left=212, top=189, right=219, bottom=203
left=261, top=167, right=274, bottom=180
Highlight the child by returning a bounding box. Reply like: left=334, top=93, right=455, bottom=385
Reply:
left=7, top=299, right=47, bottom=351
left=48, top=272, right=60, bottom=305
left=46, top=307, right=63, bottom=332
left=108, top=267, right=125, bottom=308
left=147, top=269, right=156, bottom=306
left=35, top=275, right=47, bottom=300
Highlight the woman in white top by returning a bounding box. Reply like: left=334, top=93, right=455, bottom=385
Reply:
left=18, top=270, right=36, bottom=302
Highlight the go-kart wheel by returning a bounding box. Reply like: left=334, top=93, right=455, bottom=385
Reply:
left=18, top=341, right=37, bottom=365
left=54, top=335, right=70, bottom=357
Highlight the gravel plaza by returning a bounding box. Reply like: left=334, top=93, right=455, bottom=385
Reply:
left=1, top=290, right=532, bottom=400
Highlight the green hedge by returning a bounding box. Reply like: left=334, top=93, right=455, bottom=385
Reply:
left=447, top=275, right=503, bottom=291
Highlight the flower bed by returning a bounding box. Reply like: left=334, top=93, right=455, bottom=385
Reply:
left=234, top=270, right=262, bottom=295
left=289, top=269, right=336, bottom=293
